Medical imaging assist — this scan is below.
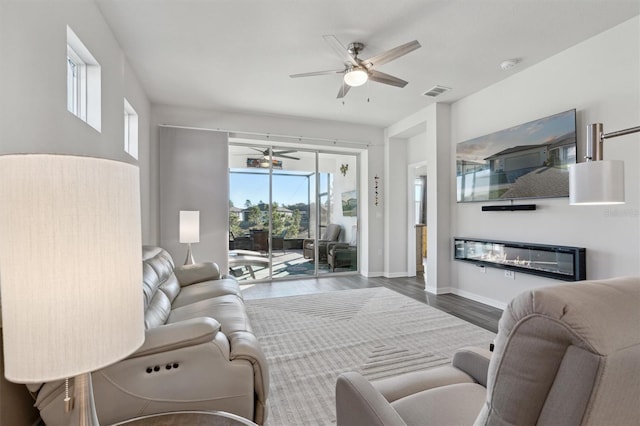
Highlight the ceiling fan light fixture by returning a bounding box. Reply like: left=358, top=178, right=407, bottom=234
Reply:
left=344, top=68, right=368, bottom=87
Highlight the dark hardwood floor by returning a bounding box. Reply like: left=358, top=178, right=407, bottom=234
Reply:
left=241, top=274, right=502, bottom=333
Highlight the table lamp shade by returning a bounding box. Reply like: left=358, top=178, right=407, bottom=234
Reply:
left=0, top=154, right=145, bottom=383
left=179, top=210, right=200, bottom=243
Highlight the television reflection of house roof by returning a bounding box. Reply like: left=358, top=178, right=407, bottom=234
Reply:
left=484, top=131, right=576, bottom=161
left=484, top=143, right=547, bottom=160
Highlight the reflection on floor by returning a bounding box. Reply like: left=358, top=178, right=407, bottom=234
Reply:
left=229, top=249, right=339, bottom=281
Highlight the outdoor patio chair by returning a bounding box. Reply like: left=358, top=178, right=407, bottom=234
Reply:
left=303, top=224, right=341, bottom=263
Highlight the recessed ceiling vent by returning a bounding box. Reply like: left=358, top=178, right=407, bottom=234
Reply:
left=423, top=85, right=451, bottom=97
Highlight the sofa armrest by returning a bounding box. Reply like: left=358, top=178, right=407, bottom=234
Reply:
left=174, top=262, right=221, bottom=286
left=131, top=317, right=221, bottom=358
left=229, top=331, right=270, bottom=425
left=452, top=346, right=492, bottom=387
left=336, top=372, right=407, bottom=426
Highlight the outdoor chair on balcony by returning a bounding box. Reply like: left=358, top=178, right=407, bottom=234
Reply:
left=327, top=242, right=357, bottom=271
left=328, top=227, right=357, bottom=271
left=303, top=224, right=341, bottom=264
left=272, top=230, right=287, bottom=254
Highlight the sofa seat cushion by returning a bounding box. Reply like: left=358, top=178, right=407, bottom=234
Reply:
left=168, top=294, right=252, bottom=335
left=172, top=278, right=242, bottom=309
left=390, top=382, right=485, bottom=426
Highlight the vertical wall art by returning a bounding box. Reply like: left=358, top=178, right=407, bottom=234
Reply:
left=374, top=175, right=380, bottom=206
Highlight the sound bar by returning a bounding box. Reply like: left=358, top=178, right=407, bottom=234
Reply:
left=482, top=204, right=536, bottom=212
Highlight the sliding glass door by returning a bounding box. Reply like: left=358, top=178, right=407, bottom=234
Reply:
left=228, top=143, right=358, bottom=282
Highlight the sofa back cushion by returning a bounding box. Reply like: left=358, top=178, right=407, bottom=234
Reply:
left=142, top=246, right=182, bottom=328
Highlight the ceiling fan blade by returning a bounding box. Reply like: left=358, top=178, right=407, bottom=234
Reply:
left=277, top=154, right=300, bottom=160
left=362, top=40, right=421, bottom=69
left=368, top=69, right=409, bottom=88
left=337, top=83, right=351, bottom=99
left=290, top=69, right=345, bottom=78
left=273, top=150, right=297, bottom=155
left=323, top=35, right=359, bottom=67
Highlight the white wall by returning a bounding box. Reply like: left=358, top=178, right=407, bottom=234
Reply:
left=384, top=103, right=452, bottom=288
left=159, top=127, right=229, bottom=268
left=0, top=0, right=151, bottom=241
left=0, top=1, right=151, bottom=424
left=150, top=104, right=384, bottom=275
left=450, top=16, right=640, bottom=307
left=383, top=135, right=409, bottom=276
left=331, top=153, right=358, bottom=244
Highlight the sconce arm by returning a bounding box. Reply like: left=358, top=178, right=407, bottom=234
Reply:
left=603, top=125, right=640, bottom=140
left=586, top=123, right=640, bottom=161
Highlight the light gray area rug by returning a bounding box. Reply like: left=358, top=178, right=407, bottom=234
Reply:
left=245, top=287, right=496, bottom=426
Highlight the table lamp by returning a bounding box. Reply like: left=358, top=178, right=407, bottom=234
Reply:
left=179, top=210, right=200, bottom=264
left=0, top=154, right=144, bottom=425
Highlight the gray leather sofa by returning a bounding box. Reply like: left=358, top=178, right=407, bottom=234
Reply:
left=336, top=276, right=640, bottom=425
left=31, top=246, right=269, bottom=425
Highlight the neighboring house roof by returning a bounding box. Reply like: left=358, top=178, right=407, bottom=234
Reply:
left=485, top=144, right=547, bottom=160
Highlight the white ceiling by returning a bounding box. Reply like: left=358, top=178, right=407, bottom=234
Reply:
left=96, top=0, right=640, bottom=128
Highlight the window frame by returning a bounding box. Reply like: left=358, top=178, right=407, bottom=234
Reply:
left=123, top=99, right=138, bottom=159
left=66, top=26, right=101, bottom=132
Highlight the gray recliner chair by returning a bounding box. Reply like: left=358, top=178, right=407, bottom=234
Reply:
left=336, top=276, right=640, bottom=425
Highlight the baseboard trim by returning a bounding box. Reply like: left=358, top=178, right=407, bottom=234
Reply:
left=425, top=285, right=452, bottom=294
left=384, top=272, right=409, bottom=278
left=449, top=288, right=507, bottom=310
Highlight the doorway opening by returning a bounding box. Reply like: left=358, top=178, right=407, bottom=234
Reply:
left=408, top=163, right=428, bottom=280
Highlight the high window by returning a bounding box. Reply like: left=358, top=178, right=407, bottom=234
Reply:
left=66, top=26, right=101, bottom=131
left=123, top=99, right=138, bottom=159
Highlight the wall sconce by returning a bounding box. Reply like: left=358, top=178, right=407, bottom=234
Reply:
left=340, top=164, right=349, bottom=176
left=179, top=210, right=200, bottom=264
left=569, top=123, right=640, bottom=205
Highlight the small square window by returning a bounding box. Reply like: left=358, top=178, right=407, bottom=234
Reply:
left=124, top=99, right=138, bottom=159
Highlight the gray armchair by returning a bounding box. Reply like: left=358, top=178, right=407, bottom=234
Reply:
left=327, top=242, right=357, bottom=271
left=303, top=224, right=341, bottom=263
left=336, top=276, right=640, bottom=425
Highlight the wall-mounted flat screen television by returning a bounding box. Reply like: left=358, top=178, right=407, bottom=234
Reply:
left=456, top=109, right=576, bottom=202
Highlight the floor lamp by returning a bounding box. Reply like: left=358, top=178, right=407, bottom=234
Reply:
left=0, top=154, right=145, bottom=426
left=569, top=123, right=640, bottom=205
left=180, top=210, right=200, bottom=265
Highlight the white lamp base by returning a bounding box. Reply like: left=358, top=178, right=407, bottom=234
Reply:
left=184, top=243, right=195, bottom=265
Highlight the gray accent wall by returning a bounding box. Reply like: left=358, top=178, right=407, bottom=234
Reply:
left=159, top=127, right=230, bottom=271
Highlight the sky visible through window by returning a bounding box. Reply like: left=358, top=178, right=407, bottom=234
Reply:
left=229, top=171, right=327, bottom=208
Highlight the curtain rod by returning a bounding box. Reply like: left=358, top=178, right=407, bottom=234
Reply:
left=158, top=124, right=371, bottom=148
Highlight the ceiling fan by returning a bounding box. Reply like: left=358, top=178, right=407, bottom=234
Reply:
left=251, top=147, right=300, bottom=160
left=290, top=35, right=421, bottom=98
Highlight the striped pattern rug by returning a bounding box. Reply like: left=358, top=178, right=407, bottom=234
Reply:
left=245, top=287, right=496, bottom=425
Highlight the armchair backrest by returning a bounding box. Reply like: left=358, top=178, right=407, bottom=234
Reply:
left=476, top=276, right=640, bottom=426
left=322, top=224, right=341, bottom=242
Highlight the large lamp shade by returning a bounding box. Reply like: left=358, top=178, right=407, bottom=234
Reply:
left=569, top=160, right=625, bottom=205
left=0, top=154, right=145, bottom=383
